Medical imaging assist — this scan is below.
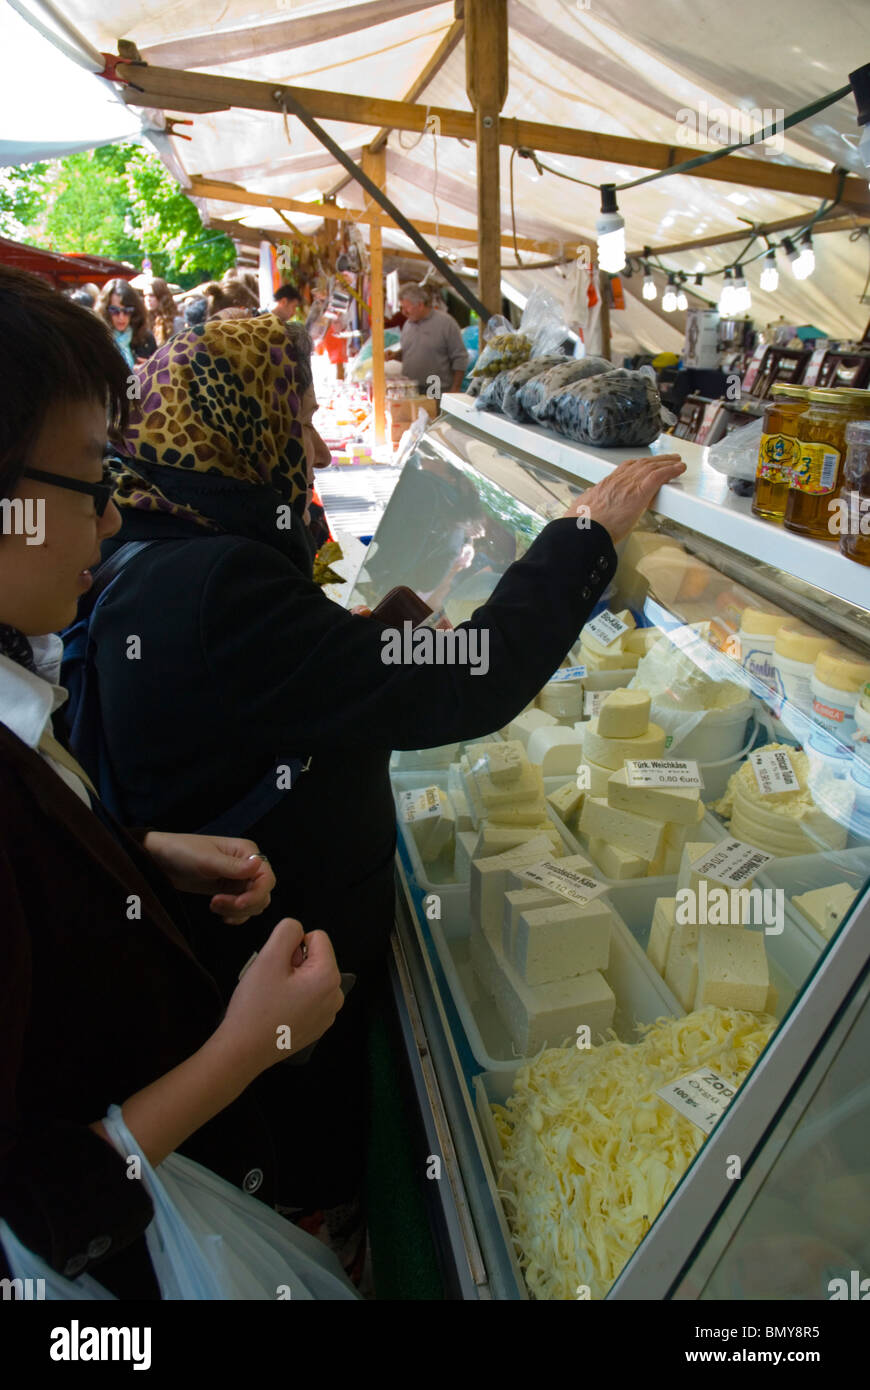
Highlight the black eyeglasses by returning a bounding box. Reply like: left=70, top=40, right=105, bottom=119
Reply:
left=21, top=462, right=119, bottom=517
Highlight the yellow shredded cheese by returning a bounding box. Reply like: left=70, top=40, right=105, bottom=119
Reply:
left=492, top=1006, right=775, bottom=1300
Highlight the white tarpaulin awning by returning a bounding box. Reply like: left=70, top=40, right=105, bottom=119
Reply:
left=5, top=0, right=870, bottom=345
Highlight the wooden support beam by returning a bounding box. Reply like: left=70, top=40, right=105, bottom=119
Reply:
left=631, top=211, right=870, bottom=260
left=598, top=273, right=612, bottom=361
left=188, top=177, right=579, bottom=256
left=362, top=147, right=387, bottom=447
left=120, top=62, right=870, bottom=210
left=466, top=0, right=508, bottom=327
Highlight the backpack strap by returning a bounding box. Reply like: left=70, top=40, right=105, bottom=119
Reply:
left=195, top=757, right=312, bottom=837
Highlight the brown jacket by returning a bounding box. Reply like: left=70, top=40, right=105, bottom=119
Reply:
left=0, top=722, right=275, bottom=1299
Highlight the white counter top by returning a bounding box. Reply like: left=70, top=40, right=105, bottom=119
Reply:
left=441, top=394, right=870, bottom=614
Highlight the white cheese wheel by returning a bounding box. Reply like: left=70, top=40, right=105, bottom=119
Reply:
left=583, top=717, right=666, bottom=771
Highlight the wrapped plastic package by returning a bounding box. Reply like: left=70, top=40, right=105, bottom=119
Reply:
left=474, top=368, right=516, bottom=413
left=520, top=356, right=613, bottom=423
left=501, top=355, right=568, bottom=421
left=470, top=289, right=570, bottom=391
left=550, top=368, right=666, bottom=447
left=707, top=417, right=763, bottom=495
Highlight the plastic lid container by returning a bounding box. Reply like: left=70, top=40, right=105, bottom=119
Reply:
left=814, top=647, right=870, bottom=694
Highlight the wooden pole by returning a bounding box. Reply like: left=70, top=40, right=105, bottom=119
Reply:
left=598, top=272, right=612, bottom=362
left=466, top=0, right=508, bottom=332
left=362, top=146, right=387, bottom=447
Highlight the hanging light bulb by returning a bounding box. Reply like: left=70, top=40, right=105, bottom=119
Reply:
left=662, top=273, right=678, bottom=312
left=760, top=249, right=779, bottom=292
left=675, top=275, right=688, bottom=312
left=732, top=264, right=751, bottom=313
left=718, top=268, right=736, bottom=315
left=642, top=264, right=657, bottom=300
left=596, top=184, right=626, bottom=273
left=792, top=231, right=815, bottom=280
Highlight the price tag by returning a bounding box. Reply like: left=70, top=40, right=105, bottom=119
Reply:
left=585, top=611, right=629, bottom=647
left=625, top=759, right=705, bottom=789
left=549, top=664, right=587, bottom=682
left=657, top=1068, right=737, bottom=1134
left=515, top=860, right=608, bottom=906
left=399, top=786, right=442, bottom=823
left=583, top=690, right=606, bottom=718
left=802, top=347, right=827, bottom=388
left=750, top=748, right=800, bottom=796
left=689, top=838, right=774, bottom=887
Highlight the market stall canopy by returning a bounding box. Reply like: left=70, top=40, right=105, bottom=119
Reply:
left=0, top=233, right=135, bottom=287
left=9, top=0, right=870, bottom=346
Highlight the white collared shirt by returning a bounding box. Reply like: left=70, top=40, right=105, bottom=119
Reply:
left=0, top=633, right=91, bottom=805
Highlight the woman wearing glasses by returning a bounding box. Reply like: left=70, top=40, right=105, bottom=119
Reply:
left=95, top=278, right=156, bottom=368
left=0, top=268, right=350, bottom=1299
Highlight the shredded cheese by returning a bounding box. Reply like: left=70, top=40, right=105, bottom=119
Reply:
left=492, top=1006, right=775, bottom=1300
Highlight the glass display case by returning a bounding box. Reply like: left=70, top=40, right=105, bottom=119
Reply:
left=349, top=394, right=870, bottom=1302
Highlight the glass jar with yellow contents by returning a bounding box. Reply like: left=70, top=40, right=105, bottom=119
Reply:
left=784, top=388, right=870, bottom=540
left=752, top=384, right=810, bottom=522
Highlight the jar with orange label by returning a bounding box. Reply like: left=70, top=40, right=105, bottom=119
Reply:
left=752, top=384, right=810, bottom=522
left=784, top=388, right=870, bottom=540
left=838, top=418, right=870, bottom=567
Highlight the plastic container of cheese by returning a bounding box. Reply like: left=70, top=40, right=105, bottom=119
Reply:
left=426, top=892, right=681, bottom=1074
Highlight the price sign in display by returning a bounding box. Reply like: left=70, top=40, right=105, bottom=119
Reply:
left=690, top=838, right=774, bottom=887
left=399, top=786, right=442, bottom=823
left=549, top=664, right=587, bottom=682
left=750, top=747, right=800, bottom=796
left=625, top=759, right=705, bottom=789
left=583, top=690, right=606, bottom=718
left=585, top=610, right=630, bottom=647
left=657, top=1068, right=737, bottom=1134
left=515, top=860, right=608, bottom=907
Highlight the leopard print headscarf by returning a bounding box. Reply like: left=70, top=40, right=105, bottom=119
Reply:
left=113, top=314, right=310, bottom=530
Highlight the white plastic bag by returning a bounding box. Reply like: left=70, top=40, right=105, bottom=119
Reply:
left=100, top=1106, right=360, bottom=1301
left=707, top=418, right=763, bottom=482
left=0, top=1108, right=361, bottom=1301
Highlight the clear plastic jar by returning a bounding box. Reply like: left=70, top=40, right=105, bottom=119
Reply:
left=785, top=388, right=870, bottom=540
left=838, top=418, right=870, bottom=567
left=752, top=385, right=809, bottom=522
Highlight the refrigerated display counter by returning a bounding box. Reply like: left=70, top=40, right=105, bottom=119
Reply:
left=350, top=393, right=870, bottom=1301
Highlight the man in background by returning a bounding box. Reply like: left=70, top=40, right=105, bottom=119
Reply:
left=272, top=282, right=303, bottom=322
left=394, top=282, right=468, bottom=401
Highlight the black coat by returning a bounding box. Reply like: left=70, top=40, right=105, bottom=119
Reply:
left=0, top=724, right=277, bottom=1299
left=85, top=485, right=617, bottom=1204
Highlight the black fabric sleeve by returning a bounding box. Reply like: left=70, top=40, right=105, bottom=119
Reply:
left=200, top=516, right=617, bottom=753
left=0, top=850, right=154, bottom=1278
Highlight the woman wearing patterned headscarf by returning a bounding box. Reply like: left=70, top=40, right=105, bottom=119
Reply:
left=79, top=313, right=683, bottom=1262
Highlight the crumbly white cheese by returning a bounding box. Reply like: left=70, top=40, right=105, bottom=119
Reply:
left=583, top=717, right=667, bottom=771
left=512, top=899, right=612, bottom=986
left=598, top=688, right=651, bottom=738
left=587, top=836, right=649, bottom=880
left=695, top=926, right=769, bottom=1012
left=714, top=742, right=848, bottom=854
left=791, top=882, right=858, bottom=940
left=579, top=797, right=664, bottom=861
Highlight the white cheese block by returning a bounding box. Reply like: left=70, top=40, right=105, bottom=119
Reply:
left=407, top=788, right=455, bottom=862
left=446, top=785, right=473, bottom=832
left=578, top=797, right=665, bottom=861
left=583, top=717, right=667, bottom=771
left=664, top=938, right=698, bottom=1012
left=676, top=842, right=719, bottom=893
left=486, top=740, right=526, bottom=785
left=526, top=726, right=585, bottom=776
left=587, top=837, right=649, bottom=880
left=502, top=887, right=563, bottom=958
left=695, top=926, right=769, bottom=1012
left=576, top=757, right=611, bottom=798
left=606, top=766, right=702, bottom=826
left=459, top=755, right=485, bottom=829
left=505, top=708, right=558, bottom=748
left=474, top=824, right=562, bottom=859
left=492, top=955, right=616, bottom=1054
left=598, top=688, right=651, bottom=738
left=663, top=844, right=683, bottom=875
left=647, top=897, right=676, bottom=974
left=470, top=836, right=556, bottom=938
left=512, top=899, right=612, bottom=986
left=624, top=629, right=662, bottom=656
left=473, top=762, right=543, bottom=808
left=791, top=882, right=858, bottom=941
left=453, top=830, right=479, bottom=881
left=394, top=742, right=461, bottom=770
left=504, top=852, right=593, bottom=895
left=546, top=780, right=584, bottom=829
left=487, top=799, right=550, bottom=827
left=664, top=813, right=704, bottom=853
left=579, top=642, right=640, bottom=672
left=581, top=608, right=636, bottom=656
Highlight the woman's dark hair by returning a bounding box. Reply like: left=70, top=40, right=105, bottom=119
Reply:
left=95, top=277, right=150, bottom=346
left=0, top=267, right=129, bottom=498
left=143, top=276, right=177, bottom=342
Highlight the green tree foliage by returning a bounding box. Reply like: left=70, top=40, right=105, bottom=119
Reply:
left=0, top=142, right=235, bottom=288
